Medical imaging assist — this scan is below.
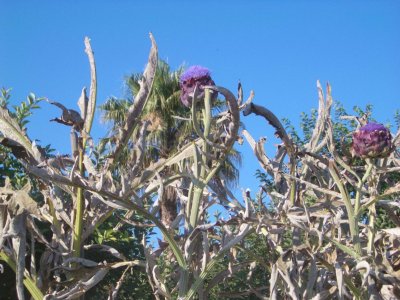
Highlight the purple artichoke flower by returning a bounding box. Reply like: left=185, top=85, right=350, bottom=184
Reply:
left=179, top=65, right=216, bottom=107
left=352, top=122, right=393, bottom=159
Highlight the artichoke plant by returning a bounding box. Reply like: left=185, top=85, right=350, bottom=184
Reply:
left=0, top=36, right=399, bottom=300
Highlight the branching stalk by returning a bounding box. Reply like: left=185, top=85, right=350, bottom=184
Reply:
left=354, top=162, right=374, bottom=216
left=328, top=160, right=362, bottom=256
left=72, top=37, right=97, bottom=260
left=189, top=89, right=212, bottom=228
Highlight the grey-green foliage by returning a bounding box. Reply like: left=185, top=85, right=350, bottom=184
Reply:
left=246, top=84, right=400, bottom=299
left=1, top=36, right=400, bottom=300
left=0, top=37, right=163, bottom=300
left=0, top=36, right=246, bottom=300
left=0, top=88, right=154, bottom=299
left=277, top=102, right=399, bottom=228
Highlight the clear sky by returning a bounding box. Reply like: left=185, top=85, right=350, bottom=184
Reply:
left=1, top=1, right=399, bottom=195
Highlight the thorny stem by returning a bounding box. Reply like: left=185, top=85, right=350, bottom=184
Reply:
left=365, top=159, right=377, bottom=254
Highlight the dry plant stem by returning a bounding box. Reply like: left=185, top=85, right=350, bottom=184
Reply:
left=0, top=251, right=44, bottom=300
left=242, top=102, right=296, bottom=205
left=243, top=103, right=293, bottom=149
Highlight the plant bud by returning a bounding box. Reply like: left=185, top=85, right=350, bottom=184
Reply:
left=352, top=122, right=393, bottom=159
left=179, top=65, right=216, bottom=107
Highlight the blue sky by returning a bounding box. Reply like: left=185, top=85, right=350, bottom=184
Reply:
left=1, top=1, right=399, bottom=195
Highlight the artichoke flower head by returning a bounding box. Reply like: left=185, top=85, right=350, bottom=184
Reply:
left=352, top=122, right=393, bottom=159
left=179, top=65, right=216, bottom=107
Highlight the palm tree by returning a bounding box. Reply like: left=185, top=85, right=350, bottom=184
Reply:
left=100, top=60, right=241, bottom=227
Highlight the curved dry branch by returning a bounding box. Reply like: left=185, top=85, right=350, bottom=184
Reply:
left=243, top=102, right=295, bottom=155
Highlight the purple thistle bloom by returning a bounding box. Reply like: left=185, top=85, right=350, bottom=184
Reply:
left=352, top=122, right=393, bottom=159
left=179, top=65, right=216, bottom=107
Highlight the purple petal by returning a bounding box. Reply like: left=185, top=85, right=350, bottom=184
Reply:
left=180, top=66, right=211, bottom=83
